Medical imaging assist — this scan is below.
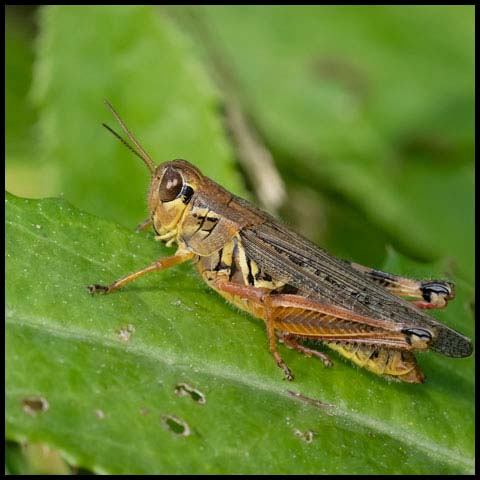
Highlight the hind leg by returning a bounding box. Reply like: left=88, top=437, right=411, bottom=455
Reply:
left=348, top=261, right=455, bottom=309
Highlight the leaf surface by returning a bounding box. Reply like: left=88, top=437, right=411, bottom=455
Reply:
left=6, top=192, right=474, bottom=474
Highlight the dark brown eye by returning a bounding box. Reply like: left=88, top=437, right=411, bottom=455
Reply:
left=158, top=168, right=183, bottom=202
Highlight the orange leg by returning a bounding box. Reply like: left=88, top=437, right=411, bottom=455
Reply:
left=265, top=315, right=294, bottom=381
left=88, top=251, right=194, bottom=294
left=280, top=334, right=333, bottom=367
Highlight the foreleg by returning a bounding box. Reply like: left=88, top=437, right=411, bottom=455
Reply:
left=88, top=251, right=194, bottom=294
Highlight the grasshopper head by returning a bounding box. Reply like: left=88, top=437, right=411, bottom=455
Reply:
left=101, top=101, right=204, bottom=241
left=148, top=160, right=203, bottom=237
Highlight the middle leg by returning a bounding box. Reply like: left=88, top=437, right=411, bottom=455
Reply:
left=280, top=333, right=333, bottom=367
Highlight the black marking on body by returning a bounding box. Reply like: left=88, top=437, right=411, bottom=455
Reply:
left=345, top=262, right=399, bottom=287
left=180, top=185, right=194, bottom=204
left=213, top=248, right=224, bottom=271
left=192, top=210, right=210, bottom=235
left=420, top=282, right=452, bottom=302
left=216, top=261, right=231, bottom=271
left=402, top=327, right=432, bottom=345
left=204, top=217, right=219, bottom=229
left=246, top=258, right=255, bottom=286
left=255, top=271, right=273, bottom=282
left=347, top=265, right=400, bottom=285
left=229, top=238, right=239, bottom=281
left=198, top=215, right=208, bottom=230
left=367, top=269, right=397, bottom=282
left=202, top=216, right=220, bottom=239
left=276, top=284, right=299, bottom=295
left=288, top=253, right=302, bottom=265
left=213, top=248, right=232, bottom=273
left=349, top=290, right=372, bottom=305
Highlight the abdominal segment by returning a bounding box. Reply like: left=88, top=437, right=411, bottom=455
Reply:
left=322, top=342, right=425, bottom=383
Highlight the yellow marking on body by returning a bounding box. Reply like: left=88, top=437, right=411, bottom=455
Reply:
left=326, top=342, right=418, bottom=378
left=234, top=234, right=285, bottom=290
left=235, top=235, right=252, bottom=287
left=250, top=261, right=259, bottom=278
left=388, top=280, right=422, bottom=297
left=158, top=198, right=188, bottom=234
left=367, top=348, right=388, bottom=373
left=192, top=206, right=209, bottom=215
left=219, top=238, right=234, bottom=273
left=428, top=292, right=447, bottom=308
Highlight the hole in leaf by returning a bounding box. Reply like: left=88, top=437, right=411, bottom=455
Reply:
left=174, top=383, right=206, bottom=404
left=161, top=414, right=191, bottom=437
left=118, top=324, right=135, bottom=342
left=293, top=428, right=315, bottom=444
left=94, top=409, right=105, bottom=420
left=21, top=395, right=49, bottom=416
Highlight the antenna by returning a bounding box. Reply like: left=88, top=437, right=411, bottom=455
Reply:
left=103, top=99, right=157, bottom=173
left=102, top=123, right=154, bottom=174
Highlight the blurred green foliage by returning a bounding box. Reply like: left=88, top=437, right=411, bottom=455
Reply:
left=5, top=5, right=474, bottom=475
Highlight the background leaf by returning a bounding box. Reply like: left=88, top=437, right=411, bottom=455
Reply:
left=5, top=7, right=37, bottom=159
left=5, top=6, right=50, bottom=198
left=5, top=193, right=474, bottom=474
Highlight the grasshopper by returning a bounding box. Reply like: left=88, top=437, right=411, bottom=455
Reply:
left=89, top=101, right=472, bottom=383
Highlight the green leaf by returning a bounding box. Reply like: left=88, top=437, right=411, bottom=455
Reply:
left=15, top=5, right=244, bottom=226
left=6, top=192, right=474, bottom=474
left=192, top=5, right=474, bottom=281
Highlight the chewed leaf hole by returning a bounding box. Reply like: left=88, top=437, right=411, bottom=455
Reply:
left=161, top=414, right=191, bottom=436
left=21, top=395, right=49, bottom=416
left=118, top=324, right=135, bottom=342
left=293, top=428, right=315, bottom=443
left=174, top=383, right=206, bottom=404
left=94, top=409, right=105, bottom=420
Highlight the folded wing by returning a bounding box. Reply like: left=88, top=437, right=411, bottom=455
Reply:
left=240, top=220, right=472, bottom=358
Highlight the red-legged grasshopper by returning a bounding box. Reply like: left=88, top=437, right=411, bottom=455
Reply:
left=89, top=101, right=472, bottom=384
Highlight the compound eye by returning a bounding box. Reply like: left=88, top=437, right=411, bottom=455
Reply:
left=158, top=168, right=183, bottom=202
